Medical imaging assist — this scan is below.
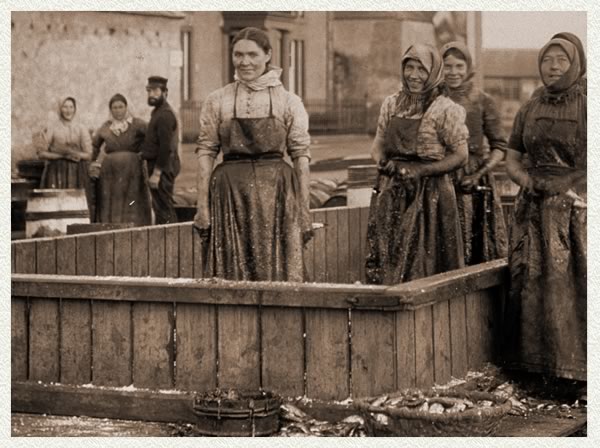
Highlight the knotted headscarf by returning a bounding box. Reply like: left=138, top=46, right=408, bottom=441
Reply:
left=58, top=96, right=77, bottom=122
left=235, top=66, right=283, bottom=91
left=552, top=32, right=586, bottom=77
left=538, top=38, right=581, bottom=94
left=397, top=44, right=444, bottom=116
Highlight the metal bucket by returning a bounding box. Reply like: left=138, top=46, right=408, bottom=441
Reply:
left=192, top=390, right=281, bottom=437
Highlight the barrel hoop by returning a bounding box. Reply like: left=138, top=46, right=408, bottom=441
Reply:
left=25, top=210, right=90, bottom=220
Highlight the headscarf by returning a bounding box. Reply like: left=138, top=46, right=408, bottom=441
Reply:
left=235, top=66, right=283, bottom=91
left=552, top=32, right=586, bottom=77
left=58, top=97, right=77, bottom=122
left=440, top=40, right=476, bottom=94
left=107, top=93, right=133, bottom=136
left=538, top=38, right=581, bottom=94
left=396, top=44, right=444, bottom=116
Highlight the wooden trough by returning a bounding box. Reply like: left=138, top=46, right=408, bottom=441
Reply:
left=11, top=205, right=508, bottom=424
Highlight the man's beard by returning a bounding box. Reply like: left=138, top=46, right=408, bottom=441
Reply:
left=148, top=95, right=165, bottom=107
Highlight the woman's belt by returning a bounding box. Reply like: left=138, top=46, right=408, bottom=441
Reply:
left=223, top=152, right=283, bottom=162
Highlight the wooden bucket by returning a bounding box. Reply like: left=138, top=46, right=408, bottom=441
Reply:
left=25, top=189, right=90, bottom=238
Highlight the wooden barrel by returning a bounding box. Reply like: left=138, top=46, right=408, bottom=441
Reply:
left=25, top=189, right=90, bottom=238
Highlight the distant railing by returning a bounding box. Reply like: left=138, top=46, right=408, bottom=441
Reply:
left=180, top=98, right=371, bottom=142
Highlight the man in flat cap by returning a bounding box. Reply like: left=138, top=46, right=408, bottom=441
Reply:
left=141, top=75, right=181, bottom=224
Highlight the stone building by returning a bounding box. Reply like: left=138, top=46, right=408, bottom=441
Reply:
left=11, top=11, right=185, bottom=166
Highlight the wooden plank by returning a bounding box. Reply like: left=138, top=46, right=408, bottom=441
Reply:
left=95, top=233, right=114, bottom=276
left=114, top=231, right=132, bottom=277
left=466, top=290, right=485, bottom=370
left=178, top=224, right=194, bottom=278
left=261, top=306, right=304, bottom=397
left=12, top=381, right=197, bottom=424
left=359, top=206, right=370, bottom=283
left=131, top=228, right=149, bottom=277
left=76, top=234, right=96, bottom=276
left=28, top=298, right=60, bottom=383
left=449, top=295, right=468, bottom=379
left=414, top=306, right=434, bottom=389
left=15, top=240, right=36, bottom=274
left=174, top=303, right=217, bottom=391
left=325, top=208, right=338, bottom=283
left=11, top=298, right=28, bottom=381
left=165, top=226, right=180, bottom=278
left=336, top=207, right=350, bottom=284
left=312, top=210, right=327, bottom=283
left=396, top=310, right=416, bottom=389
left=351, top=310, right=395, bottom=397
left=305, top=308, right=349, bottom=400
left=148, top=227, right=166, bottom=277
left=92, top=302, right=132, bottom=386
left=36, top=239, right=56, bottom=274
left=479, top=288, right=496, bottom=364
left=12, top=274, right=390, bottom=309
left=217, top=305, right=260, bottom=390
left=60, top=300, right=92, bottom=384
left=384, top=259, right=508, bottom=309
left=56, top=238, right=77, bottom=275
left=132, top=302, right=174, bottom=389
left=432, top=300, right=452, bottom=386
left=192, top=225, right=206, bottom=279
left=347, top=207, right=362, bottom=284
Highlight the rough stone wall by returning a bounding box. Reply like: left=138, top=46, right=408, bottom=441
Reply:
left=11, top=11, right=184, bottom=167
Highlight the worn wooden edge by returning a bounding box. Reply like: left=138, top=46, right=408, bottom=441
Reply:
left=11, top=381, right=587, bottom=437
left=384, top=259, right=508, bottom=308
left=11, top=381, right=197, bottom=424
left=12, top=259, right=508, bottom=310
left=11, top=274, right=388, bottom=309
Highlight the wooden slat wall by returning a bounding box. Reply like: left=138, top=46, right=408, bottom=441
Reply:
left=11, top=280, right=505, bottom=400
left=10, top=206, right=371, bottom=284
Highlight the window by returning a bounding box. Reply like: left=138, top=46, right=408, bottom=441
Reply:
left=181, top=29, right=191, bottom=102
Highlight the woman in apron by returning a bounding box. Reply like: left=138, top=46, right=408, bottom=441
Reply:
left=37, top=96, right=95, bottom=217
left=365, top=44, right=469, bottom=285
left=194, top=27, right=311, bottom=282
left=441, top=41, right=508, bottom=265
left=504, top=37, right=586, bottom=398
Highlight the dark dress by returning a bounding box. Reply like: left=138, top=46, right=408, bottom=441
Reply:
left=504, top=85, right=586, bottom=380
left=92, top=118, right=152, bottom=226
left=447, top=84, right=509, bottom=265
left=196, top=76, right=310, bottom=282
left=365, top=93, right=468, bottom=285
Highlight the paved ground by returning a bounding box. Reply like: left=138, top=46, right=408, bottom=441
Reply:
left=175, top=133, right=374, bottom=194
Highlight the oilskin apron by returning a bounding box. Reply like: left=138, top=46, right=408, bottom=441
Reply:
left=205, top=85, right=305, bottom=282
left=365, top=114, right=464, bottom=285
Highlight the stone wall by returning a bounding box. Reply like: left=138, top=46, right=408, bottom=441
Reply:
left=11, top=11, right=184, bottom=167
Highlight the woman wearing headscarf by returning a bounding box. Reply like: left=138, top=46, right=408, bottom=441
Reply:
left=365, top=43, right=469, bottom=285
left=504, top=36, right=586, bottom=394
left=441, top=41, right=508, bottom=265
left=194, top=27, right=311, bottom=282
left=90, top=93, right=151, bottom=226
left=38, top=97, right=94, bottom=217
left=531, top=32, right=586, bottom=97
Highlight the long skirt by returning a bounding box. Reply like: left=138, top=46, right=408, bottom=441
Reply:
left=365, top=174, right=464, bottom=285
left=39, top=158, right=95, bottom=220
left=453, top=157, right=508, bottom=265
left=504, top=189, right=587, bottom=380
left=98, top=151, right=152, bottom=226
left=204, top=159, right=304, bottom=282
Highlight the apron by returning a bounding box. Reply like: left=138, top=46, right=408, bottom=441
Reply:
left=205, top=85, right=305, bottom=282
left=365, top=114, right=464, bottom=285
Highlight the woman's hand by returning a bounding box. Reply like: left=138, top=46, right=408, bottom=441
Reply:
left=65, top=151, right=81, bottom=162
left=460, top=173, right=482, bottom=193
left=193, top=206, right=211, bottom=240
left=394, top=162, right=425, bottom=182
left=88, top=161, right=101, bottom=178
